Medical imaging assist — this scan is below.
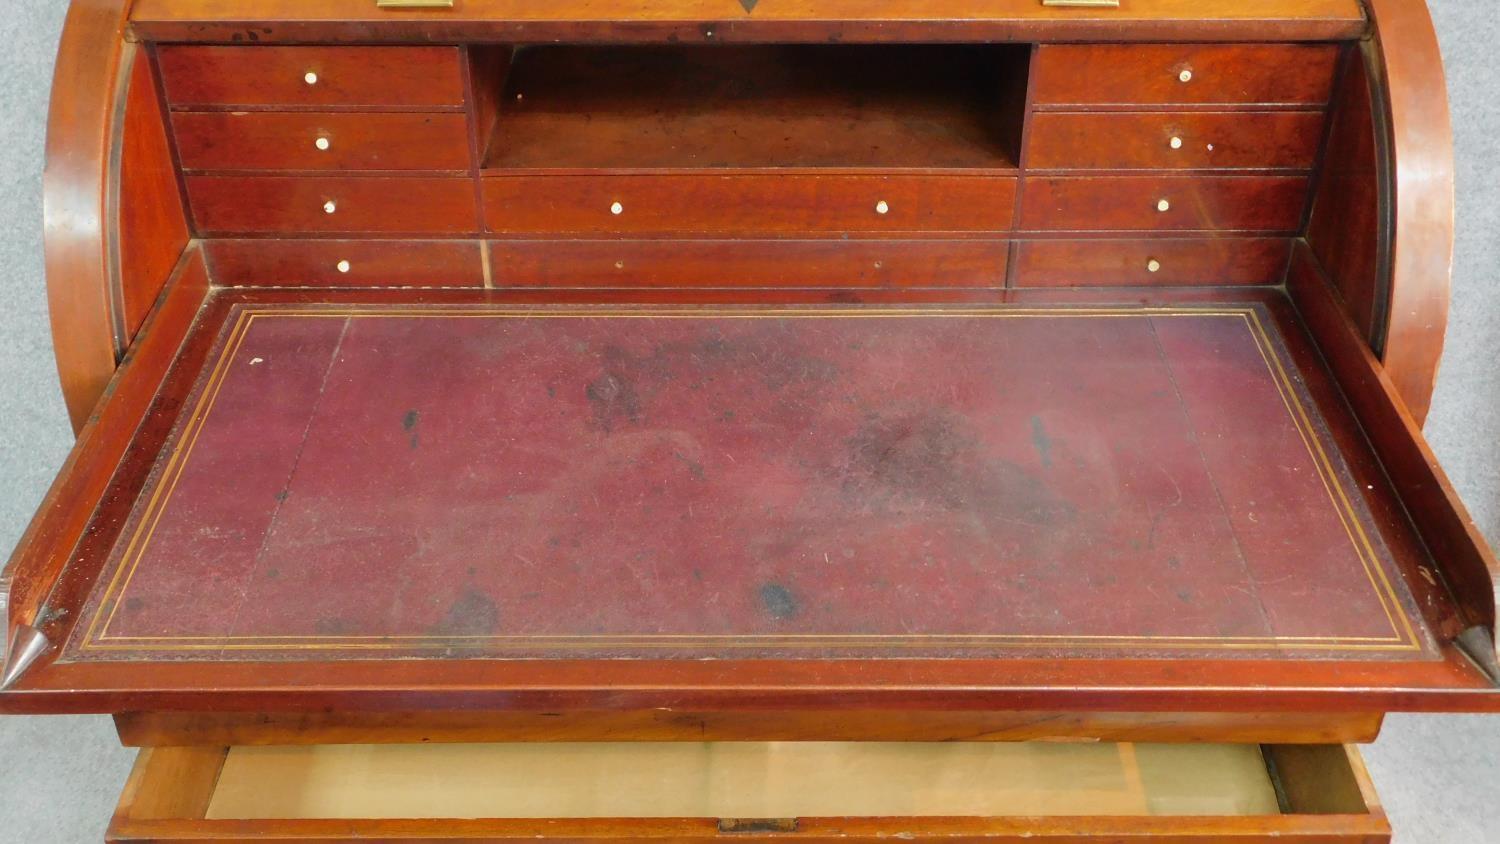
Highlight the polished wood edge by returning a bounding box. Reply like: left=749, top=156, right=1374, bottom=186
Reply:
left=1288, top=242, right=1500, bottom=668
left=105, top=814, right=1393, bottom=843
left=1364, top=0, right=1455, bottom=425
left=111, top=710, right=1386, bottom=747
left=0, top=248, right=208, bottom=676
left=44, top=0, right=134, bottom=432
left=10, top=649, right=1499, bottom=715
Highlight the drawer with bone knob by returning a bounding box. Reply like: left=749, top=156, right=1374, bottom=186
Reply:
left=1025, top=112, right=1326, bottom=171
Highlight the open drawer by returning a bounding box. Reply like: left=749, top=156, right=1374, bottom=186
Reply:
left=109, top=740, right=1389, bottom=843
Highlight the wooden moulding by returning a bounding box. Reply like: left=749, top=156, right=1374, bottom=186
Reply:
left=45, top=0, right=193, bottom=431
left=1362, top=0, right=1456, bottom=425
left=43, top=0, right=132, bottom=432
left=112, top=710, right=1388, bottom=747
left=124, top=0, right=1369, bottom=44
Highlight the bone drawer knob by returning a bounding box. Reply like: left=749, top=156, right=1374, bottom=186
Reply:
left=1169, top=136, right=1183, bottom=149
left=304, top=71, right=319, bottom=85
left=1178, top=68, right=1193, bottom=83
left=1156, top=198, right=1171, bottom=212
left=875, top=200, right=890, bottom=215
left=336, top=260, right=351, bottom=274
left=1147, top=259, right=1162, bottom=273
left=323, top=200, right=337, bottom=215
left=315, top=136, right=331, bottom=151
left=610, top=201, right=624, bottom=215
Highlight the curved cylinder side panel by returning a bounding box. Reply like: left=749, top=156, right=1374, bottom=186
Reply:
left=1365, top=0, right=1456, bottom=426
left=43, top=0, right=134, bottom=433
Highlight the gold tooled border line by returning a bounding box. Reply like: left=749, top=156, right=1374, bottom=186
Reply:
left=77, top=303, right=1420, bottom=654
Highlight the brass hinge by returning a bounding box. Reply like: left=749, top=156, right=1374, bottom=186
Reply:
left=1041, top=0, right=1121, bottom=7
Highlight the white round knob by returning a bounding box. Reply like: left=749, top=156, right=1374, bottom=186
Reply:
left=323, top=200, right=337, bottom=215
left=1147, top=259, right=1162, bottom=273
left=1178, top=69, right=1193, bottom=83
left=1169, top=136, right=1183, bottom=150
left=314, top=136, right=331, bottom=151
left=1156, top=198, right=1171, bottom=212
left=304, top=71, right=319, bottom=85
left=336, top=260, right=351, bottom=274
left=610, top=201, right=624, bottom=215
left=875, top=200, right=890, bottom=215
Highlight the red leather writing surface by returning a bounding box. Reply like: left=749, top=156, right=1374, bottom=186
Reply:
left=69, top=305, right=1428, bottom=660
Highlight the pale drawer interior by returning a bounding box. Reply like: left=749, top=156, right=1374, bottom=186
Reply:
left=111, top=740, right=1388, bottom=841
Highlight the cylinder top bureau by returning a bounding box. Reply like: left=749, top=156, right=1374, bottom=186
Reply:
left=4, top=0, right=1496, bottom=840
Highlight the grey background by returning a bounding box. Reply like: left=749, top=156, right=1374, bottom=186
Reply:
left=1, top=1, right=1496, bottom=840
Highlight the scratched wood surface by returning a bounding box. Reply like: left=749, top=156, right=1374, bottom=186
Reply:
left=63, top=303, right=1432, bottom=662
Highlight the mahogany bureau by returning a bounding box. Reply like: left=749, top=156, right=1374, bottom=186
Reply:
left=4, top=0, right=1494, bottom=840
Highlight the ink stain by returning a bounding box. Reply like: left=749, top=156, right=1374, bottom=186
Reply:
left=846, top=407, right=1075, bottom=527
left=1030, top=415, right=1053, bottom=469
left=585, top=371, right=641, bottom=432
left=673, top=450, right=707, bottom=481
left=314, top=617, right=351, bottom=635
left=434, top=586, right=500, bottom=636
left=759, top=583, right=798, bottom=619
left=274, top=489, right=291, bottom=503
left=402, top=409, right=421, bottom=450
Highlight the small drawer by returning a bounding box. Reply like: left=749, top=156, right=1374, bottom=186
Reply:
left=483, top=175, right=1017, bottom=236
left=186, top=176, right=479, bottom=235
left=203, top=240, right=486, bottom=287
left=1032, top=44, right=1340, bottom=107
left=1025, top=112, right=1326, bottom=171
left=1019, top=176, right=1309, bottom=232
left=491, top=240, right=1010, bottom=288
left=172, top=112, right=473, bottom=172
left=156, top=46, right=467, bottom=109
left=106, top=742, right=1389, bottom=842
left=1013, top=238, right=1292, bottom=287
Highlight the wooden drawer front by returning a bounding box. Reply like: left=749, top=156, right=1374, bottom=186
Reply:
left=492, top=240, right=1009, bottom=288
left=1019, top=176, right=1308, bottom=232
left=484, top=176, right=1017, bottom=236
left=1026, top=112, right=1326, bottom=171
left=157, top=46, right=467, bottom=108
left=187, top=177, right=478, bottom=235
left=1032, top=44, right=1340, bottom=107
left=204, top=240, right=486, bottom=287
left=107, top=742, right=1388, bottom=842
left=1013, top=239, right=1292, bottom=287
left=172, top=113, right=473, bottom=172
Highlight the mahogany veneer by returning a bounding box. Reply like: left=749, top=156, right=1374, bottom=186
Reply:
left=156, top=46, right=468, bottom=109
left=484, top=175, right=1018, bottom=237
left=172, top=112, right=473, bottom=172
left=187, top=175, right=479, bottom=235
left=1031, top=44, right=1341, bottom=107
left=1024, top=112, right=1326, bottom=171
